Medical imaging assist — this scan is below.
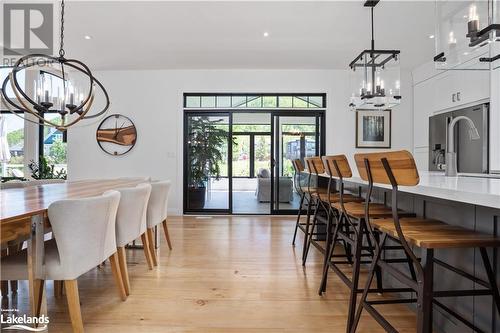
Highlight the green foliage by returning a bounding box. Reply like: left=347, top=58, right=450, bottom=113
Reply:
left=232, top=136, right=249, bottom=161
left=255, top=136, right=270, bottom=161
left=9, top=155, right=23, bottom=164
left=28, top=156, right=67, bottom=180
left=188, top=117, right=230, bottom=188
left=47, top=139, right=67, bottom=164
left=282, top=160, right=294, bottom=177
left=7, top=128, right=23, bottom=147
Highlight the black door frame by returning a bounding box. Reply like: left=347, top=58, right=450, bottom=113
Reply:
left=232, top=132, right=271, bottom=179
left=270, top=111, right=326, bottom=215
left=183, top=109, right=325, bottom=215
left=183, top=111, right=233, bottom=214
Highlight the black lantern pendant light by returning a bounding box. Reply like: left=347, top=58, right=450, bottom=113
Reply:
left=349, top=0, right=401, bottom=110
left=0, top=0, right=110, bottom=131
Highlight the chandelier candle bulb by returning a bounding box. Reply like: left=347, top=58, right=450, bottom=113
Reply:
left=33, top=80, right=39, bottom=102
left=468, top=4, right=479, bottom=33
left=449, top=31, right=457, bottom=45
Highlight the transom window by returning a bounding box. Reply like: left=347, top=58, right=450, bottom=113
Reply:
left=184, top=94, right=326, bottom=109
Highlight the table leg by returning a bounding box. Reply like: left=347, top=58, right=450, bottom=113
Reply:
left=27, top=214, right=47, bottom=327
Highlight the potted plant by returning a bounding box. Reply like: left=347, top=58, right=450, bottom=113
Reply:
left=187, top=116, right=228, bottom=209
left=28, top=156, right=67, bottom=180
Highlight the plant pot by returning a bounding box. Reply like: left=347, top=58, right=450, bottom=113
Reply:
left=188, top=186, right=206, bottom=209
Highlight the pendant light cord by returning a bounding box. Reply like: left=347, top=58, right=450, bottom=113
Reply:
left=59, top=0, right=67, bottom=115
left=371, top=7, right=375, bottom=51
left=59, top=0, right=65, bottom=57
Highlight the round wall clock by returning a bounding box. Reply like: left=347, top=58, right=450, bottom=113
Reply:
left=96, top=114, right=137, bottom=156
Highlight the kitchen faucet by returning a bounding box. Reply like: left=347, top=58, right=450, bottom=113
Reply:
left=445, top=116, right=480, bottom=177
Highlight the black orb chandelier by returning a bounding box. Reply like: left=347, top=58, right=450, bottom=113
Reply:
left=0, top=0, right=109, bottom=131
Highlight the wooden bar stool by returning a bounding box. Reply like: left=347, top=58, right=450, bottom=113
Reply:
left=301, top=157, right=328, bottom=265
left=350, top=150, right=500, bottom=333
left=318, top=154, right=416, bottom=333
left=291, top=159, right=309, bottom=246
left=302, top=156, right=363, bottom=266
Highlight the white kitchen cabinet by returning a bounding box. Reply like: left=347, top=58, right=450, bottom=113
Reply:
left=433, top=66, right=490, bottom=112
left=413, top=78, right=435, bottom=149
left=413, top=59, right=492, bottom=172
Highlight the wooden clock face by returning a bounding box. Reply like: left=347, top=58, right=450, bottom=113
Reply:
left=96, top=114, right=137, bottom=156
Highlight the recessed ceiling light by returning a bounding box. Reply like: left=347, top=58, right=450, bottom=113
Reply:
left=84, top=35, right=92, bottom=40
left=263, top=32, right=269, bottom=37
left=463, top=52, right=469, bottom=55
left=429, top=35, right=435, bottom=39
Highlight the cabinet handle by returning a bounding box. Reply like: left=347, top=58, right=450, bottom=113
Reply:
left=452, top=93, right=456, bottom=102
left=456, top=92, right=461, bottom=101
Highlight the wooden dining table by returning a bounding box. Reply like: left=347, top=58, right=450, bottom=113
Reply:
left=0, top=178, right=147, bottom=322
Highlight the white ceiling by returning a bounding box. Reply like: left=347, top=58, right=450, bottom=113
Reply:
left=61, top=1, right=436, bottom=70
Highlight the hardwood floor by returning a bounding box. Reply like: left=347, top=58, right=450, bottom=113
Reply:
left=2, top=216, right=417, bottom=332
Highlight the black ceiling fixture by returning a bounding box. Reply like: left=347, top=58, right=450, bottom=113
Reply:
left=349, top=0, right=401, bottom=110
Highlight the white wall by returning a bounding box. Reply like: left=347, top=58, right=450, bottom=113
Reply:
left=68, top=69, right=413, bottom=214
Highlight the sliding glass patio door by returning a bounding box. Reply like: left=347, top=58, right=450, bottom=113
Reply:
left=231, top=113, right=272, bottom=214
left=271, top=113, right=325, bottom=214
left=183, top=105, right=325, bottom=215
left=184, top=112, right=231, bottom=213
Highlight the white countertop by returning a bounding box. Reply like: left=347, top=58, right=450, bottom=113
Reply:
left=326, top=171, right=500, bottom=210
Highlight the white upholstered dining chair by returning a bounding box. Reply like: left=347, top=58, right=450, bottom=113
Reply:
left=0, top=190, right=125, bottom=333
left=146, top=180, right=172, bottom=266
left=114, top=183, right=152, bottom=295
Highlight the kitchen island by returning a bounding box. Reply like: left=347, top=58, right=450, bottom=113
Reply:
left=345, top=171, right=500, bottom=209
left=315, top=170, right=500, bottom=333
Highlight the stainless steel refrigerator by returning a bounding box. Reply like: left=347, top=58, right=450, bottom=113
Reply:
left=428, top=103, right=489, bottom=173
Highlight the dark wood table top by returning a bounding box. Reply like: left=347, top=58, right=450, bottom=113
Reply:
left=1, top=179, right=147, bottom=223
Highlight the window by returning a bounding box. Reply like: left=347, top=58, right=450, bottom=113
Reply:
left=0, top=113, right=25, bottom=178
left=0, top=66, right=26, bottom=99
left=42, top=113, right=67, bottom=173
left=1, top=67, right=25, bottom=178
left=39, top=72, right=68, bottom=174
left=184, top=94, right=326, bottom=109
left=0, top=70, right=67, bottom=178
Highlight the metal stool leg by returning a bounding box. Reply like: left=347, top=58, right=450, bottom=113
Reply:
left=368, top=229, right=383, bottom=293
left=344, top=221, right=354, bottom=264
left=303, top=200, right=321, bottom=265
left=416, top=248, right=434, bottom=333
left=346, top=219, right=364, bottom=333
left=319, top=212, right=342, bottom=295
left=350, top=234, right=387, bottom=333
left=301, top=195, right=313, bottom=264
left=292, top=193, right=306, bottom=246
